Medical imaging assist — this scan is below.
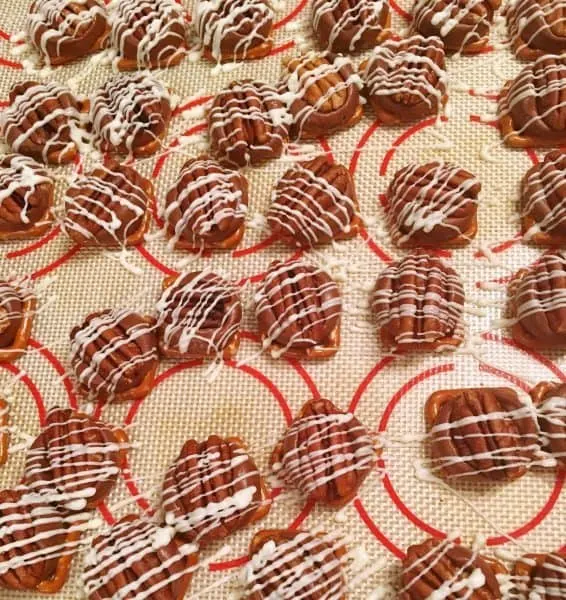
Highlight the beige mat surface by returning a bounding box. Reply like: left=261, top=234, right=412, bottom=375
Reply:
left=0, top=1, right=564, bottom=598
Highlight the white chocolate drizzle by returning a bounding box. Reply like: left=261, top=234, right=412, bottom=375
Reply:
left=537, top=394, right=566, bottom=462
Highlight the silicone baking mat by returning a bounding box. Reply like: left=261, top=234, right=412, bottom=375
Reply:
left=0, top=1, right=564, bottom=598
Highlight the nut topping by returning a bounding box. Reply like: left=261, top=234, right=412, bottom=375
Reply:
left=0, top=280, right=36, bottom=363
left=425, top=387, right=539, bottom=481
left=267, top=155, right=360, bottom=248
left=271, top=398, right=376, bottom=507
left=162, top=435, right=271, bottom=546
left=208, top=79, right=290, bottom=168
left=530, top=381, right=566, bottom=468
left=512, top=552, right=566, bottom=600
left=255, top=259, right=342, bottom=359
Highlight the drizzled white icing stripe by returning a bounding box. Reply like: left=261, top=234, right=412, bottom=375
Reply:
left=273, top=412, right=375, bottom=496
left=70, top=308, right=157, bottom=397
left=499, top=554, right=566, bottom=599
left=194, top=0, right=273, bottom=62
left=108, top=0, right=187, bottom=68
left=244, top=531, right=347, bottom=599
left=0, top=155, right=52, bottom=227
left=538, top=394, right=566, bottom=460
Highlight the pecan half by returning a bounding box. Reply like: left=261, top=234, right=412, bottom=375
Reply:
left=164, top=157, right=248, bottom=251
left=498, top=55, right=566, bottom=148
left=425, top=387, right=539, bottom=481
left=63, top=159, right=151, bottom=247
left=512, top=552, right=566, bottom=600
left=412, top=0, right=500, bottom=54
left=520, top=151, right=566, bottom=245
left=90, top=73, right=172, bottom=157
left=195, top=0, right=274, bottom=62
left=530, top=381, right=566, bottom=468
left=508, top=250, right=566, bottom=349
left=255, top=259, right=342, bottom=359
left=83, top=515, right=198, bottom=600
left=109, top=0, right=187, bottom=70
left=268, top=155, right=360, bottom=248
left=162, top=435, right=271, bottom=546
left=399, top=538, right=504, bottom=600
left=0, top=280, right=35, bottom=363
left=507, top=0, right=566, bottom=60
left=312, top=0, right=390, bottom=53
left=280, top=52, right=363, bottom=140
left=0, top=81, right=87, bottom=165
left=156, top=271, right=243, bottom=359
left=23, top=407, right=128, bottom=511
left=386, top=161, right=480, bottom=248
left=0, top=487, right=84, bottom=592
left=371, top=251, right=465, bottom=352
left=27, top=0, right=109, bottom=66
left=361, top=35, right=447, bottom=125
left=0, top=155, right=54, bottom=240
left=271, top=398, right=376, bottom=507
left=244, top=529, right=348, bottom=600
left=70, top=308, right=159, bottom=401
left=208, top=79, right=290, bottom=168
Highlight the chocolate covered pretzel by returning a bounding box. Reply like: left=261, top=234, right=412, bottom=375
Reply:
left=512, top=552, right=566, bottom=599
left=530, top=381, right=566, bottom=468
left=0, top=280, right=36, bottom=363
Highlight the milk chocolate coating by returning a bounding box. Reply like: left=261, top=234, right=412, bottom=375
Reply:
left=362, top=35, right=447, bottom=125
left=508, top=250, right=566, bottom=349
left=23, top=407, right=125, bottom=511
left=280, top=52, right=363, bottom=140
left=70, top=308, right=158, bottom=400
left=371, top=251, right=465, bottom=352
left=312, top=0, right=390, bottom=53
left=1, top=81, right=86, bottom=165
left=530, top=381, right=566, bottom=467
left=255, top=260, right=342, bottom=358
left=110, top=0, right=187, bottom=70
left=245, top=529, right=347, bottom=600
left=83, top=515, right=197, bottom=600
left=271, top=398, right=376, bottom=507
left=164, top=157, right=248, bottom=250
left=195, top=0, right=274, bottom=62
left=156, top=271, right=243, bottom=359
left=386, top=161, right=480, bottom=248
left=268, top=155, right=359, bottom=248
left=0, top=155, right=53, bottom=239
left=90, top=73, right=171, bottom=157
left=426, top=387, right=539, bottom=482
left=400, top=538, right=502, bottom=600
left=0, top=487, right=79, bottom=592
left=162, top=435, right=269, bottom=546
left=208, top=79, right=290, bottom=168
left=520, top=151, right=566, bottom=245
left=0, top=282, right=23, bottom=351
left=507, top=0, right=566, bottom=60
left=498, top=54, right=566, bottom=148
left=411, top=0, right=499, bottom=54
left=27, top=0, right=109, bottom=66
left=63, top=159, right=150, bottom=247
left=513, top=553, right=566, bottom=600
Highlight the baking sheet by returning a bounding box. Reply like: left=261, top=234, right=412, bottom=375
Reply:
left=0, top=1, right=564, bottom=598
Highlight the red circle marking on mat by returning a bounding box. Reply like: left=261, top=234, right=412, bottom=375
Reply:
left=275, top=0, right=309, bottom=29
left=136, top=245, right=179, bottom=277
left=390, top=0, right=412, bottom=21
left=30, top=244, right=82, bottom=280
left=0, top=56, right=22, bottom=70
left=354, top=498, right=406, bottom=559
left=0, top=29, right=11, bottom=42
left=0, top=361, right=46, bottom=425
left=6, top=226, right=62, bottom=259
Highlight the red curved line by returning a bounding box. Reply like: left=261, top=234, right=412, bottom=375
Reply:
left=0, top=56, right=22, bottom=70
left=359, top=227, right=392, bottom=264
left=469, top=115, right=498, bottom=127
left=288, top=500, right=315, bottom=530
left=0, top=362, right=46, bottom=425
left=0, top=30, right=11, bottom=42
left=354, top=498, right=405, bottom=559
left=390, top=0, right=412, bottom=21
left=136, top=245, right=179, bottom=277
left=318, top=137, right=334, bottom=162
left=121, top=455, right=152, bottom=514
left=0, top=100, right=8, bottom=109
left=349, top=356, right=396, bottom=413
left=269, top=40, right=295, bottom=57
left=527, top=149, right=539, bottom=165
left=286, top=358, right=320, bottom=399
left=274, top=0, right=309, bottom=29
left=474, top=233, right=521, bottom=258
left=487, top=470, right=565, bottom=546
left=349, top=119, right=381, bottom=176
left=478, top=362, right=530, bottom=393
left=152, top=122, right=207, bottom=179
left=209, top=555, right=249, bottom=572
left=96, top=502, right=116, bottom=525
left=30, top=244, right=82, bottom=280
left=28, top=339, right=78, bottom=407
left=481, top=332, right=566, bottom=382
left=231, top=234, right=277, bottom=258
left=172, top=95, right=213, bottom=118
left=7, top=226, right=62, bottom=259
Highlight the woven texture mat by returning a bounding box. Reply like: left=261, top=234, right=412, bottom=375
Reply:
left=0, top=1, right=564, bottom=598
